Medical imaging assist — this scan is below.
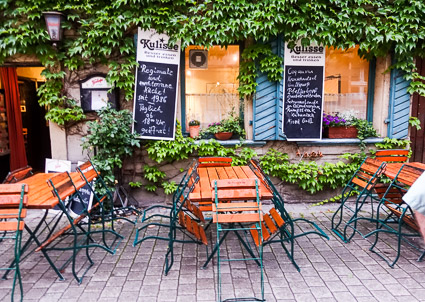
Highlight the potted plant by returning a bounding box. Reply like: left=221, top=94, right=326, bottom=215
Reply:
left=322, top=112, right=358, bottom=138
left=188, top=119, right=201, bottom=138
left=204, top=112, right=246, bottom=140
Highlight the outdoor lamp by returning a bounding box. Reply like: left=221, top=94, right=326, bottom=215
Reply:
left=42, top=11, right=65, bottom=45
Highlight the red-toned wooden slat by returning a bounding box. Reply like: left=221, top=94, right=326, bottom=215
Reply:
left=0, top=208, right=27, bottom=219
left=199, top=227, right=208, bottom=245
left=223, top=166, right=237, bottom=179
left=179, top=212, right=186, bottom=228
left=185, top=215, right=194, bottom=234
left=232, top=166, right=248, bottom=179
left=0, top=195, right=28, bottom=208
left=241, top=166, right=257, bottom=179
left=0, top=221, right=25, bottom=231
left=263, top=213, right=278, bottom=235
left=206, top=167, right=219, bottom=181
left=191, top=220, right=201, bottom=240
left=216, top=167, right=229, bottom=179
left=198, top=168, right=212, bottom=201
left=212, top=179, right=257, bottom=189
left=250, top=223, right=269, bottom=247
left=216, top=189, right=260, bottom=201
left=213, top=202, right=262, bottom=212
left=0, top=183, right=28, bottom=194
left=385, top=206, right=419, bottom=232
left=269, top=208, right=285, bottom=227
left=213, top=213, right=263, bottom=223
left=351, top=177, right=368, bottom=189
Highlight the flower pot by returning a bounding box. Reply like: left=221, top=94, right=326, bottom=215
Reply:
left=214, top=132, right=233, bottom=140
left=189, top=125, right=200, bottom=138
left=327, top=126, right=358, bottom=138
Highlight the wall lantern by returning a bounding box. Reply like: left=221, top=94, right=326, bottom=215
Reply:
left=42, top=11, right=65, bottom=45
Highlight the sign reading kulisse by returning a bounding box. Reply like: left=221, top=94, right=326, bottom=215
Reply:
left=132, top=28, right=181, bottom=140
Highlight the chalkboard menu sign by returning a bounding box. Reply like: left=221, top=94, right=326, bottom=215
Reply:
left=133, top=62, right=178, bottom=138
left=132, top=28, right=181, bottom=140
left=283, top=42, right=325, bottom=141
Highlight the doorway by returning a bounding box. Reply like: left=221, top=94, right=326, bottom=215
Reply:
left=0, top=67, right=50, bottom=179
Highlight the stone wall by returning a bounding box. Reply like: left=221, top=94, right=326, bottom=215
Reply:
left=122, top=140, right=376, bottom=208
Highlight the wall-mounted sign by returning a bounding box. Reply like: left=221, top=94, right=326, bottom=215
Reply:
left=132, top=28, right=181, bottom=140
left=80, top=74, right=118, bottom=112
left=282, top=41, right=325, bottom=141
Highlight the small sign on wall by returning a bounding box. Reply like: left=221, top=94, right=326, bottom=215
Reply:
left=80, top=74, right=118, bottom=112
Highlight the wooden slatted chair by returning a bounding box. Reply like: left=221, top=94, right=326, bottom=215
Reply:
left=35, top=171, right=123, bottom=283
left=76, top=160, right=140, bottom=225
left=208, top=178, right=264, bottom=302
left=0, top=184, right=28, bottom=301
left=248, top=159, right=329, bottom=271
left=3, top=166, right=33, bottom=184
left=331, top=157, right=386, bottom=242
left=364, top=164, right=424, bottom=267
left=139, top=160, right=202, bottom=224
left=133, top=165, right=207, bottom=275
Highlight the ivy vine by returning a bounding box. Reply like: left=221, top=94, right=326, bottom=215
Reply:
left=1, top=1, right=425, bottom=124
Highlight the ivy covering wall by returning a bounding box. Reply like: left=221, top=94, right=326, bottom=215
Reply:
left=1, top=0, right=425, bottom=125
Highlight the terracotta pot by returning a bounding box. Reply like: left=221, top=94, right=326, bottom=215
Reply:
left=214, top=132, right=233, bottom=140
left=327, top=126, right=358, bottom=138
left=189, top=125, right=200, bottom=138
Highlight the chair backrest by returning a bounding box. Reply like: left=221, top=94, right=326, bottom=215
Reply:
left=351, top=157, right=386, bottom=191
left=3, top=166, right=33, bottom=184
left=47, top=172, right=78, bottom=210
left=375, top=149, right=409, bottom=163
left=0, top=184, right=28, bottom=231
left=198, top=157, right=232, bottom=167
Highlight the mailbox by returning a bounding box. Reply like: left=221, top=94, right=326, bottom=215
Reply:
left=80, top=74, right=118, bottom=112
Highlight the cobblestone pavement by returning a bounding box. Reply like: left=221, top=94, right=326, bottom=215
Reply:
left=1, top=202, right=424, bottom=302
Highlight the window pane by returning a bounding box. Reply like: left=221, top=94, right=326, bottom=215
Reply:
left=185, top=45, right=240, bottom=129
left=324, top=46, right=369, bottom=119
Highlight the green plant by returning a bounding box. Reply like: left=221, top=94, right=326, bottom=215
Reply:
left=81, top=106, right=140, bottom=186
left=409, top=116, right=421, bottom=130
left=146, top=121, right=196, bottom=163
left=143, top=165, right=166, bottom=192
left=162, top=181, right=178, bottom=195
left=203, top=111, right=246, bottom=138
left=189, top=120, right=200, bottom=126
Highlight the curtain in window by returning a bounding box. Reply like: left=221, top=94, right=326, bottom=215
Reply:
left=0, top=67, right=28, bottom=171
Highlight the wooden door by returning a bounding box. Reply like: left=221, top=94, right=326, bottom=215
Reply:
left=410, top=57, right=425, bottom=162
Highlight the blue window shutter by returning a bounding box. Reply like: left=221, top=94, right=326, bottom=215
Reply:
left=253, top=36, right=285, bottom=140
left=388, top=68, right=411, bottom=139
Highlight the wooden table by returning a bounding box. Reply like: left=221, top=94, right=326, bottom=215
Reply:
left=189, top=165, right=273, bottom=211
left=17, top=172, right=95, bottom=209
left=1, top=171, right=97, bottom=280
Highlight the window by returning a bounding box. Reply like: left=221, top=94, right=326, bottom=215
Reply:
left=184, top=45, right=240, bottom=129
left=324, top=46, right=370, bottom=119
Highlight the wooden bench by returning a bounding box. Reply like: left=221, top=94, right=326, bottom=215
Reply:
left=375, top=149, right=409, bottom=163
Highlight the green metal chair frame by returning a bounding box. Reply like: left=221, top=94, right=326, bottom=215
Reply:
left=212, top=179, right=264, bottom=302
left=248, top=160, right=329, bottom=271
left=133, top=165, right=208, bottom=275
left=76, top=160, right=140, bottom=225
left=331, top=157, right=386, bottom=242
left=0, top=183, right=27, bottom=302
left=39, top=171, right=123, bottom=283
left=139, top=159, right=199, bottom=224
left=346, top=164, right=425, bottom=267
